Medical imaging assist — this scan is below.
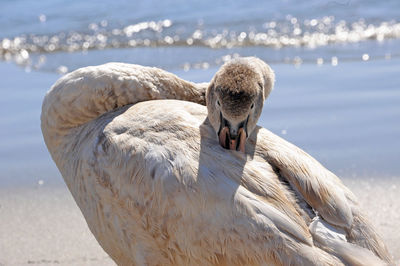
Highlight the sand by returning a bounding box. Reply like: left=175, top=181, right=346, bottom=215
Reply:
left=0, top=186, right=113, bottom=266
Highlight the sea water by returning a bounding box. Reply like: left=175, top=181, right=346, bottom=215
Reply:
left=1, top=0, right=400, bottom=73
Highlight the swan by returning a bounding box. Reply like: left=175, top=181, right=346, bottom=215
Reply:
left=41, top=57, right=393, bottom=265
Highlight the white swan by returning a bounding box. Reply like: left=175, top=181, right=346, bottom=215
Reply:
left=41, top=58, right=393, bottom=265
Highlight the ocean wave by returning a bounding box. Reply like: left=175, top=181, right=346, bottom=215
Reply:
left=1, top=17, right=400, bottom=69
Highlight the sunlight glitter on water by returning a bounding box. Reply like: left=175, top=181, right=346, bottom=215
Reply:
left=1, top=17, right=400, bottom=60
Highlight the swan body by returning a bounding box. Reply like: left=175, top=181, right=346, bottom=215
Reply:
left=41, top=62, right=393, bottom=265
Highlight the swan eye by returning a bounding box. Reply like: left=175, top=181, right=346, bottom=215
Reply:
left=217, top=100, right=221, bottom=106
left=250, top=103, right=254, bottom=109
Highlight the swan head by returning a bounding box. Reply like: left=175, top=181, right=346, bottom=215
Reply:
left=206, top=57, right=275, bottom=153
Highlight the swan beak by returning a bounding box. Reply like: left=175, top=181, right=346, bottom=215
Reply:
left=218, top=127, right=247, bottom=153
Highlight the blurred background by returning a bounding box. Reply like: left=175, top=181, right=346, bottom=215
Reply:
left=0, top=0, right=399, bottom=265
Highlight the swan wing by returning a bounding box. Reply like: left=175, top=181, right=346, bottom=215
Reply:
left=253, top=128, right=392, bottom=263
left=254, top=129, right=354, bottom=228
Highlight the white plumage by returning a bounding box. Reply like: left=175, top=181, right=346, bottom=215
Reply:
left=41, top=62, right=393, bottom=265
